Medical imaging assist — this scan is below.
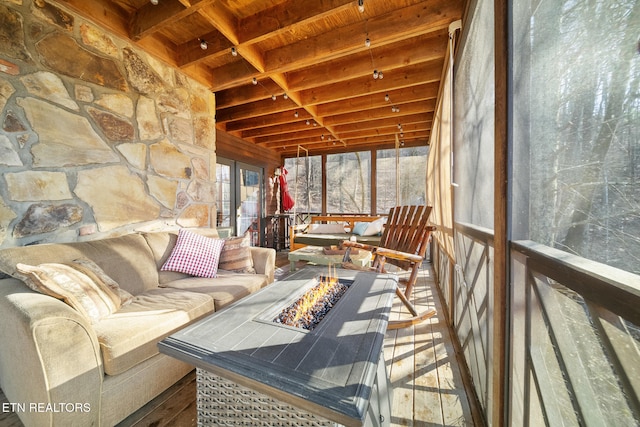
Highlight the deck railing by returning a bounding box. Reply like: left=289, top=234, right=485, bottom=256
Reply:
left=432, top=222, right=640, bottom=426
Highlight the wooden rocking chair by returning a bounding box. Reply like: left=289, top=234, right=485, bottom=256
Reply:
left=342, top=205, right=437, bottom=329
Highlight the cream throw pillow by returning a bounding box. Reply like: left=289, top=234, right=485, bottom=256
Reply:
left=72, top=258, right=134, bottom=306
left=16, top=261, right=124, bottom=324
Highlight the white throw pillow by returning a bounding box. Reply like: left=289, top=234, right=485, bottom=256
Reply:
left=362, top=217, right=386, bottom=236
left=308, top=223, right=346, bottom=234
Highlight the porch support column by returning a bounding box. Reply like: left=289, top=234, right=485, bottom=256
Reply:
left=493, top=0, right=509, bottom=426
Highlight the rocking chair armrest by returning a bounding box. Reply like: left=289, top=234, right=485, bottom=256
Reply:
left=374, top=247, right=423, bottom=263
left=341, top=240, right=376, bottom=252
left=342, top=240, right=423, bottom=263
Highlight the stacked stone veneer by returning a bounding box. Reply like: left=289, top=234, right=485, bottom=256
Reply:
left=0, top=0, right=218, bottom=248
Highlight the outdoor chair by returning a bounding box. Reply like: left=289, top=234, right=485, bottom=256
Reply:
left=342, top=205, right=437, bottom=329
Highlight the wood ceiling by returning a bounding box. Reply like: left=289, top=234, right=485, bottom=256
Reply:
left=58, top=0, right=464, bottom=157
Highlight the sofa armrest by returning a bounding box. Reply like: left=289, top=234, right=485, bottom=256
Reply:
left=0, top=278, right=103, bottom=426
left=250, top=247, right=276, bottom=284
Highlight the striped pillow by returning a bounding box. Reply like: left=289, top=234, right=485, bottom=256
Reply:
left=16, top=262, right=122, bottom=323
left=218, top=232, right=255, bottom=274
left=161, top=229, right=225, bottom=278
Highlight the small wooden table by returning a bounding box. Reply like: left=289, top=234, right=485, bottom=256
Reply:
left=159, top=266, right=396, bottom=426
left=288, top=245, right=371, bottom=271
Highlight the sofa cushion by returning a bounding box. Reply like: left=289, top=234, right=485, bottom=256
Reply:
left=218, top=232, right=255, bottom=274
left=0, top=234, right=159, bottom=295
left=161, top=229, right=225, bottom=278
left=163, top=272, right=269, bottom=310
left=94, top=288, right=214, bottom=376
left=15, top=262, right=121, bottom=324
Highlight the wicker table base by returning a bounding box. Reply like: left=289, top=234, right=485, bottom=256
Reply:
left=197, top=368, right=337, bottom=426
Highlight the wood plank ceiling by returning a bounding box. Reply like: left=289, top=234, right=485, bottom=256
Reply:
left=58, top=0, right=464, bottom=157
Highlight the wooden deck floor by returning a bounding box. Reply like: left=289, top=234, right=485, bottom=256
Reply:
left=0, top=254, right=479, bottom=427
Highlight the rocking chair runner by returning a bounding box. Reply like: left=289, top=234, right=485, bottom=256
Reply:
left=342, top=205, right=437, bottom=329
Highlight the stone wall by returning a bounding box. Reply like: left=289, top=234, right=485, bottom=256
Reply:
left=0, top=0, right=218, bottom=248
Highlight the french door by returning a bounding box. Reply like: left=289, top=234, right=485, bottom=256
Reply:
left=215, top=158, right=263, bottom=245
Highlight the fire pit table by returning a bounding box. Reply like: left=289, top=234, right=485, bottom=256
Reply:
left=159, top=266, right=396, bottom=427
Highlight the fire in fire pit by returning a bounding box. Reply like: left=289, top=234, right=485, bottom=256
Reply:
left=275, top=267, right=351, bottom=331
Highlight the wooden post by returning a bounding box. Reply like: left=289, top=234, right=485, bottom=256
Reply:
left=493, top=0, right=509, bottom=425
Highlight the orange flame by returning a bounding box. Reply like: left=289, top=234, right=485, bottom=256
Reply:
left=291, top=264, right=339, bottom=323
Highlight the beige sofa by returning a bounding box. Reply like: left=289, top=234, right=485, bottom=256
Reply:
left=0, top=230, right=276, bottom=426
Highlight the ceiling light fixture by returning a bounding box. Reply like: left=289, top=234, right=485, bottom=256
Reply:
left=199, top=39, right=208, bottom=50
left=373, top=70, right=379, bottom=79
left=231, top=47, right=238, bottom=56
left=306, top=120, right=310, bottom=125
left=283, top=93, right=288, bottom=100
left=252, top=78, right=258, bottom=85
left=150, top=0, right=158, bottom=5
left=358, top=0, right=365, bottom=13
left=294, top=111, right=299, bottom=118
left=272, top=95, right=277, bottom=101
left=365, top=37, right=370, bottom=48
left=384, top=93, right=390, bottom=102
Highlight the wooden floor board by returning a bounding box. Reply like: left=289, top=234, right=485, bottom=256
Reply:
left=0, top=256, right=477, bottom=427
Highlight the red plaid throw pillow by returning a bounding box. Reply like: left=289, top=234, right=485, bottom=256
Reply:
left=161, top=229, right=225, bottom=278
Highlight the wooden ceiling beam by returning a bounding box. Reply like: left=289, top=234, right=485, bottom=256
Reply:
left=334, top=113, right=433, bottom=139
left=216, top=80, right=287, bottom=109
left=267, top=130, right=430, bottom=152
left=209, top=60, right=261, bottom=90
left=219, top=110, right=314, bottom=132
left=176, top=30, right=233, bottom=67
left=286, top=31, right=448, bottom=92
left=262, top=0, right=462, bottom=73
left=254, top=126, right=339, bottom=145
left=256, top=121, right=431, bottom=146
left=323, top=99, right=437, bottom=126
left=299, top=60, right=443, bottom=106
left=338, top=122, right=432, bottom=141
left=235, top=0, right=356, bottom=44
left=332, top=112, right=433, bottom=134
left=314, top=82, right=439, bottom=116
left=130, top=0, right=196, bottom=41
left=197, top=3, right=240, bottom=44
left=216, top=97, right=300, bottom=122
left=241, top=120, right=323, bottom=140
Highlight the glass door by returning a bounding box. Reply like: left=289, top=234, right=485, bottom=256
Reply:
left=237, top=163, right=262, bottom=245
left=215, top=158, right=263, bottom=244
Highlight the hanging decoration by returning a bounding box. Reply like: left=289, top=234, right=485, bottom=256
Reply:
left=279, top=167, right=295, bottom=212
